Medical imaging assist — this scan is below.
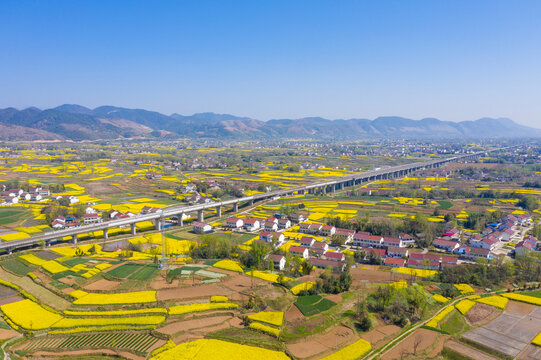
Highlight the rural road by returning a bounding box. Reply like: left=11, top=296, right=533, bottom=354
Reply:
left=363, top=293, right=475, bottom=360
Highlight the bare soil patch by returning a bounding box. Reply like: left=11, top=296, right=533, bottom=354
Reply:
left=505, top=300, right=536, bottom=315
left=151, top=278, right=178, bottom=290
left=465, top=303, right=500, bottom=327
left=0, top=295, right=23, bottom=305
left=362, top=324, right=401, bottom=349
left=325, top=294, right=342, bottom=303
left=0, top=328, right=19, bottom=340
left=157, top=315, right=232, bottom=335
left=286, top=325, right=357, bottom=359
left=83, top=278, right=121, bottom=291
left=381, top=328, right=442, bottom=360
left=29, top=349, right=144, bottom=360
left=285, top=304, right=304, bottom=322
left=350, top=266, right=408, bottom=285
left=220, top=273, right=266, bottom=292
left=57, top=276, right=76, bottom=285
left=157, top=283, right=231, bottom=301
left=517, top=343, right=541, bottom=360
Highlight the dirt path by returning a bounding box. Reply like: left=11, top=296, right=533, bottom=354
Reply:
left=444, top=340, right=500, bottom=360
left=0, top=268, right=70, bottom=310
left=364, top=293, right=478, bottom=360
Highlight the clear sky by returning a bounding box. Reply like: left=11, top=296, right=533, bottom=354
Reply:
left=1, top=1, right=541, bottom=127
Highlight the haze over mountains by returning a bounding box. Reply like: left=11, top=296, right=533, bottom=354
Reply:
left=0, top=105, right=539, bottom=141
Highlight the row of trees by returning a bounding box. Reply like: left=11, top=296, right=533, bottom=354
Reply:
left=438, top=253, right=541, bottom=286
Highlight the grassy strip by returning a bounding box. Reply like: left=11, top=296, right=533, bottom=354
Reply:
left=441, top=347, right=472, bottom=360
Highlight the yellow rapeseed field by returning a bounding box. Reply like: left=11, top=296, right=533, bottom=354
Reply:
left=0, top=299, right=63, bottom=330
left=454, top=284, right=475, bottom=294
left=475, top=296, right=508, bottom=310
left=63, top=308, right=167, bottom=316
left=169, top=302, right=238, bottom=315
left=291, top=281, right=315, bottom=295
left=501, top=293, right=541, bottom=306
left=455, top=299, right=476, bottom=315
left=52, top=315, right=165, bottom=328
left=393, top=267, right=438, bottom=278
left=151, top=339, right=290, bottom=360
left=249, top=322, right=280, bottom=337
left=213, top=259, right=244, bottom=272
left=247, top=311, right=283, bottom=327
left=319, top=338, right=372, bottom=360
left=426, top=305, right=455, bottom=329
left=432, top=294, right=450, bottom=303
left=70, top=290, right=157, bottom=305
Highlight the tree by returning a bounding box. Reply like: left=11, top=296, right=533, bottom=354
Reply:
left=355, top=300, right=371, bottom=331
left=518, top=196, right=538, bottom=211
left=330, top=234, right=345, bottom=247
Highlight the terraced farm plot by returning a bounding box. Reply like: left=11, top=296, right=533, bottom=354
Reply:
left=35, top=251, right=63, bottom=261
left=0, top=258, right=33, bottom=276
left=0, top=209, right=26, bottom=225
left=106, top=263, right=144, bottom=278
left=128, top=264, right=159, bottom=280
left=19, top=331, right=160, bottom=354
left=463, top=305, right=541, bottom=357
left=294, top=295, right=336, bottom=316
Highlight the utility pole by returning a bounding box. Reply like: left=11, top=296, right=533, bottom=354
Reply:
left=160, top=214, right=168, bottom=270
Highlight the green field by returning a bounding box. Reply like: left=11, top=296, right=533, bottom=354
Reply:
left=0, top=208, right=26, bottom=225
left=439, top=310, right=470, bottom=335
left=521, top=290, right=541, bottom=298
left=106, top=263, right=144, bottom=278
left=128, top=264, right=159, bottom=280
left=294, top=295, right=336, bottom=316
left=0, top=258, right=33, bottom=276
left=436, top=200, right=453, bottom=210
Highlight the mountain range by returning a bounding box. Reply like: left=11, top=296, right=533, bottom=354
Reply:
left=0, top=105, right=539, bottom=141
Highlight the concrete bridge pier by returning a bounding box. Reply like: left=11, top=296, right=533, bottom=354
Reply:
left=7, top=247, right=12, bottom=255
left=197, top=210, right=204, bottom=222
left=103, top=229, right=109, bottom=240
left=249, top=199, right=254, bottom=206
left=72, top=235, right=77, bottom=244
left=177, top=213, right=184, bottom=226
left=216, top=206, right=222, bottom=217
left=233, top=202, right=239, bottom=212
left=131, top=223, right=136, bottom=235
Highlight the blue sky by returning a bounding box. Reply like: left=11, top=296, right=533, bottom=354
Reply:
left=1, top=1, right=541, bottom=126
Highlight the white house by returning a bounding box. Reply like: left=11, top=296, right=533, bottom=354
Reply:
left=300, top=236, right=315, bottom=248
left=226, top=217, right=244, bottom=229
left=267, top=254, right=286, bottom=271
left=278, top=218, right=291, bottom=229
left=193, top=221, right=212, bottom=233
left=243, top=218, right=261, bottom=231
left=352, top=233, right=383, bottom=248
left=289, top=245, right=309, bottom=259
left=264, top=221, right=278, bottom=231
left=382, top=237, right=404, bottom=248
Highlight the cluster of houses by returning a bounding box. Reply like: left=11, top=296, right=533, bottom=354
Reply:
left=431, top=213, right=538, bottom=260
left=1, top=186, right=50, bottom=205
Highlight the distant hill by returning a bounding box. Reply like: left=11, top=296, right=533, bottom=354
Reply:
left=0, top=105, right=539, bottom=141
